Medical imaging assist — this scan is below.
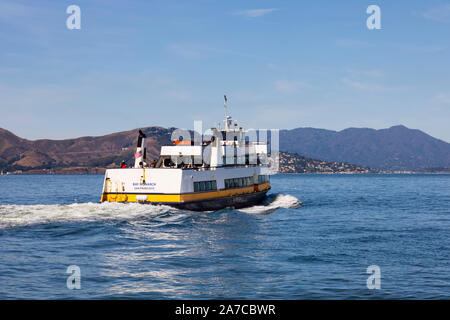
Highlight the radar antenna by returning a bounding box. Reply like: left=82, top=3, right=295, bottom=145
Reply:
left=224, top=95, right=231, bottom=131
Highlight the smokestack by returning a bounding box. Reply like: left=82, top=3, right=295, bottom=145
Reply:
left=134, top=130, right=147, bottom=168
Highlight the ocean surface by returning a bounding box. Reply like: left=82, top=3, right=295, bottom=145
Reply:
left=0, top=174, right=449, bottom=299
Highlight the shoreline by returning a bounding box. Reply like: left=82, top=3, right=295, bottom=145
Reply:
left=2, top=171, right=450, bottom=176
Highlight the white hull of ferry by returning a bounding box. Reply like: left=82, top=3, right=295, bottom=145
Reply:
left=100, top=96, right=274, bottom=211
left=100, top=166, right=270, bottom=211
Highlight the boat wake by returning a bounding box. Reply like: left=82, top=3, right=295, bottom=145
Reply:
left=0, top=202, right=175, bottom=229
left=238, top=193, right=302, bottom=215
left=0, top=194, right=301, bottom=228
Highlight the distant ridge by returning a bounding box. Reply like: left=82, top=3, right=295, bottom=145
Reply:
left=280, top=125, right=450, bottom=171
left=1, top=124, right=449, bottom=173
left=0, top=127, right=173, bottom=173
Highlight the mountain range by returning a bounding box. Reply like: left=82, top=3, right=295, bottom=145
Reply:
left=280, top=125, right=450, bottom=171
left=0, top=127, right=172, bottom=173
left=1, top=125, right=449, bottom=173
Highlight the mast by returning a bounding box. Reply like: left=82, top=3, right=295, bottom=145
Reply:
left=224, top=95, right=231, bottom=131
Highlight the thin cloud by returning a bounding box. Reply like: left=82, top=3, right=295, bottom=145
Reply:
left=345, top=69, right=384, bottom=78
left=435, top=93, right=450, bottom=104
left=341, top=78, right=393, bottom=92
left=166, top=43, right=254, bottom=59
left=336, top=39, right=373, bottom=48
left=167, top=43, right=232, bottom=58
left=0, top=1, right=33, bottom=21
left=393, top=44, right=445, bottom=53
left=167, top=43, right=201, bottom=58
left=267, top=63, right=279, bottom=71
left=423, top=4, right=450, bottom=23
left=233, top=8, right=278, bottom=18
left=275, top=80, right=310, bottom=93
left=164, top=89, right=193, bottom=103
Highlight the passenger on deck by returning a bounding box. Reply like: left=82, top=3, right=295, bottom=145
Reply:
left=120, top=161, right=127, bottom=168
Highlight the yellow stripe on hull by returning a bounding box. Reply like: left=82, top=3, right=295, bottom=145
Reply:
left=101, top=182, right=270, bottom=203
left=102, top=193, right=181, bottom=203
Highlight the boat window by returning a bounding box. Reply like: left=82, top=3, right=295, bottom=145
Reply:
left=194, top=180, right=217, bottom=192
left=224, top=176, right=254, bottom=189
left=258, top=175, right=269, bottom=184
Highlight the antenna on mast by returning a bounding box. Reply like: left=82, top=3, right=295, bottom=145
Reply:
left=224, top=95, right=231, bottom=131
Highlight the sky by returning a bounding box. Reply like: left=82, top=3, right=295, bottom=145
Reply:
left=0, top=0, right=450, bottom=142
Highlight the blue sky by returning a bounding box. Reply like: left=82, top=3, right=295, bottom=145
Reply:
left=1, top=0, right=450, bottom=142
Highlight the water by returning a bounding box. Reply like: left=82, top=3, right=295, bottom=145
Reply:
left=0, top=174, right=449, bottom=299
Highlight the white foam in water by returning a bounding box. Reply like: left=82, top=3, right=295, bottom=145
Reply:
left=0, top=202, right=175, bottom=228
left=238, top=193, right=302, bottom=215
left=0, top=194, right=301, bottom=228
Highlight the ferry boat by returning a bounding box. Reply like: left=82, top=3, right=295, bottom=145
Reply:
left=100, top=97, right=272, bottom=211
